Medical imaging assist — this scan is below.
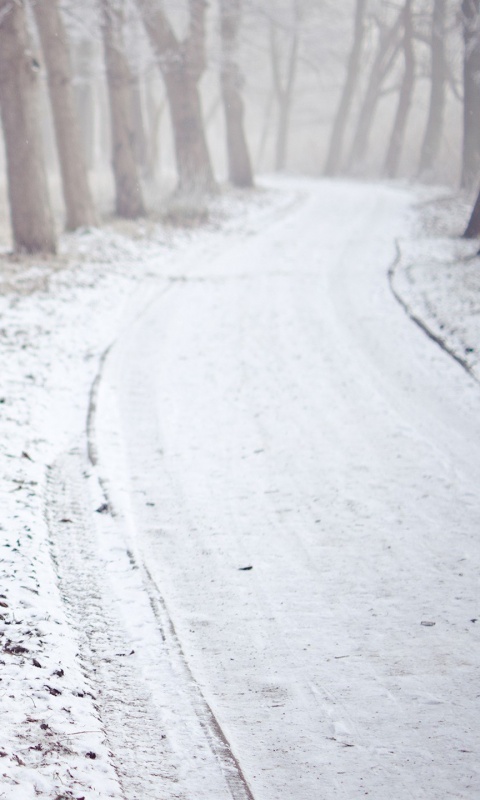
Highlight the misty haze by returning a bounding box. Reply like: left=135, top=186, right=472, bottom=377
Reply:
left=0, top=1, right=479, bottom=799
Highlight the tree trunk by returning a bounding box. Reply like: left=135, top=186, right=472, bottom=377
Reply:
left=32, top=0, right=97, bottom=230
left=418, top=0, right=447, bottom=176
left=136, top=0, right=215, bottom=195
left=163, top=68, right=215, bottom=193
left=383, top=0, right=415, bottom=178
left=269, top=12, right=299, bottom=172
left=347, top=9, right=403, bottom=171
left=324, top=0, right=367, bottom=176
left=73, top=39, right=96, bottom=170
left=256, top=91, right=274, bottom=171
left=464, top=182, right=480, bottom=236
left=145, top=77, right=165, bottom=178
left=130, top=74, right=149, bottom=176
left=0, top=0, right=56, bottom=253
left=100, top=0, right=145, bottom=218
left=462, top=0, right=480, bottom=190
left=219, top=0, right=254, bottom=187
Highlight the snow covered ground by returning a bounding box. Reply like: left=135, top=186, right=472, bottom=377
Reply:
left=0, top=178, right=479, bottom=799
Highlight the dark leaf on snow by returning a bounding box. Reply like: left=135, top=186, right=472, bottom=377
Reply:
left=4, top=642, right=29, bottom=654
left=44, top=685, right=62, bottom=696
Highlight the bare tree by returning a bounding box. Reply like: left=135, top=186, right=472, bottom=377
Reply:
left=347, top=7, right=403, bottom=171
left=0, top=0, right=56, bottom=253
left=219, top=0, right=254, bottom=187
left=269, top=0, right=302, bottom=172
left=324, top=0, right=368, bottom=176
left=136, top=0, right=215, bottom=195
left=383, top=0, right=415, bottom=178
left=32, top=0, right=97, bottom=230
left=418, top=0, right=447, bottom=176
left=462, top=0, right=480, bottom=189
left=100, top=0, right=145, bottom=218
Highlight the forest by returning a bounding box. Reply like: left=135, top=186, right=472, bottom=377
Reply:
left=2, top=4, right=480, bottom=799
left=0, top=0, right=480, bottom=251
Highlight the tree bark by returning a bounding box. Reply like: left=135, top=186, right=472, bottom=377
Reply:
left=73, top=39, right=96, bottom=169
left=324, top=0, right=367, bottom=176
left=100, top=0, right=145, bottom=218
left=219, top=0, right=253, bottom=187
left=256, top=91, right=274, bottom=171
left=136, top=0, right=215, bottom=195
left=269, top=7, right=300, bottom=172
left=462, top=0, right=480, bottom=190
left=418, top=0, right=447, bottom=176
left=464, top=182, right=480, bottom=236
left=383, top=0, right=415, bottom=178
left=32, top=0, right=97, bottom=230
left=347, top=9, right=403, bottom=171
left=145, top=76, right=165, bottom=178
left=130, top=73, right=149, bottom=175
left=0, top=0, right=56, bottom=253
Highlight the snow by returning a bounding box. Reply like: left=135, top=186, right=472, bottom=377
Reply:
left=1, top=178, right=479, bottom=799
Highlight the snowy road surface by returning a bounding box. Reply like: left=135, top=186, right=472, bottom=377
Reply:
left=86, top=182, right=480, bottom=798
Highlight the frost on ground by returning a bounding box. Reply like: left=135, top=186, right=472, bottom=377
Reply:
left=391, top=189, right=480, bottom=380
left=0, top=178, right=479, bottom=799
left=0, top=185, right=301, bottom=799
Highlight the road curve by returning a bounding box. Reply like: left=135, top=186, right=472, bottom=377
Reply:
left=95, top=180, right=480, bottom=799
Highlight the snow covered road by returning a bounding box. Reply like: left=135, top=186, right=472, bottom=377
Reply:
left=91, top=181, right=480, bottom=799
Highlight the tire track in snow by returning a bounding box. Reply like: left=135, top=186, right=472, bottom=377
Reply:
left=46, top=451, right=192, bottom=800
left=41, top=182, right=311, bottom=799
left=139, top=559, right=256, bottom=800
left=74, top=189, right=313, bottom=800
left=83, top=323, right=256, bottom=800
left=44, top=351, right=257, bottom=799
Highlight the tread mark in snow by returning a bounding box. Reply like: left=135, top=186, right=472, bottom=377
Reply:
left=47, top=451, right=257, bottom=799
left=45, top=340, right=257, bottom=797
left=45, top=453, right=188, bottom=800
left=84, top=296, right=257, bottom=799
left=141, top=560, right=256, bottom=800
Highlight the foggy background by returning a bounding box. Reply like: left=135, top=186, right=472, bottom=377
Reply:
left=0, top=0, right=471, bottom=246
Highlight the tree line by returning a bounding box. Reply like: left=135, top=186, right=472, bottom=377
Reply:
left=0, top=0, right=480, bottom=254
left=326, top=0, right=480, bottom=237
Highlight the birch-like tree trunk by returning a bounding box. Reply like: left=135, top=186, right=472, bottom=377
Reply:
left=462, top=0, right=480, bottom=190
left=0, top=0, right=56, bottom=253
left=219, top=0, right=253, bottom=187
left=32, top=0, right=97, bottom=230
left=100, top=0, right=145, bottom=218
left=383, top=0, right=415, bottom=178
left=136, top=0, right=215, bottom=195
left=418, top=0, right=447, bottom=176
left=324, top=0, right=367, bottom=176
